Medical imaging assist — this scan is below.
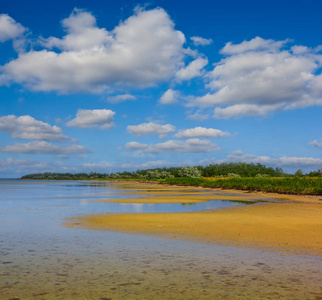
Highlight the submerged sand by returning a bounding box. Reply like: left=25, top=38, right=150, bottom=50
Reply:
left=65, top=182, right=322, bottom=255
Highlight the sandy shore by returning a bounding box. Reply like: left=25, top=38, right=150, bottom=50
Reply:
left=93, top=194, right=255, bottom=204
left=65, top=182, right=322, bottom=255
left=103, top=180, right=322, bottom=204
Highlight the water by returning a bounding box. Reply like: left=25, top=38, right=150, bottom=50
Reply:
left=0, top=180, right=321, bottom=299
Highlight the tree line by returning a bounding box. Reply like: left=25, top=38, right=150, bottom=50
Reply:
left=20, top=162, right=322, bottom=180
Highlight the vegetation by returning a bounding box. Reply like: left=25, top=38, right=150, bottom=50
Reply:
left=21, top=162, right=289, bottom=180
left=20, top=163, right=322, bottom=195
left=160, top=177, right=322, bottom=195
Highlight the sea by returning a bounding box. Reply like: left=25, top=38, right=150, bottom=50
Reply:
left=0, top=179, right=321, bottom=299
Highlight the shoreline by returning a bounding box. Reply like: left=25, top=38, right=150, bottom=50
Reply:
left=19, top=177, right=322, bottom=203
left=104, top=179, right=322, bottom=204
left=65, top=180, right=322, bottom=255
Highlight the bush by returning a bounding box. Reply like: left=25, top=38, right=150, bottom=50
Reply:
left=227, top=173, right=241, bottom=178
left=178, top=166, right=202, bottom=178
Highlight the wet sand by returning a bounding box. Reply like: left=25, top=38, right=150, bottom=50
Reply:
left=93, top=194, right=254, bottom=204
left=66, top=202, right=322, bottom=255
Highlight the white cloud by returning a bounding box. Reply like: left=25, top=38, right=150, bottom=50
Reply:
left=127, top=122, right=175, bottom=138
left=125, top=138, right=220, bottom=153
left=0, top=14, right=26, bottom=42
left=186, top=109, right=210, bottom=120
left=189, top=37, right=322, bottom=118
left=0, top=158, right=67, bottom=176
left=107, top=94, right=136, bottom=103
left=39, top=8, right=111, bottom=51
left=159, top=89, right=179, bottom=104
left=175, top=57, right=208, bottom=81
left=191, top=36, right=213, bottom=46
left=213, top=104, right=281, bottom=119
left=221, top=36, right=289, bottom=55
left=1, top=8, right=186, bottom=93
left=0, top=115, right=73, bottom=142
left=0, top=158, right=46, bottom=169
left=121, top=160, right=178, bottom=170
left=66, top=109, right=115, bottom=129
left=227, top=150, right=322, bottom=168
left=0, top=141, right=90, bottom=156
left=82, top=161, right=114, bottom=171
left=174, top=127, right=230, bottom=138
left=309, top=139, right=322, bottom=148
left=121, top=159, right=196, bottom=170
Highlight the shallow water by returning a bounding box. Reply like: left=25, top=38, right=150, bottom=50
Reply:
left=0, top=180, right=321, bottom=299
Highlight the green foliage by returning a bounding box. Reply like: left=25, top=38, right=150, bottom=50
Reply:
left=202, top=162, right=281, bottom=177
left=178, top=166, right=202, bottom=178
left=295, top=169, right=303, bottom=177
left=20, top=165, right=322, bottom=196
left=307, top=168, right=322, bottom=177
left=144, top=170, right=174, bottom=179
left=161, top=177, right=322, bottom=195
left=227, top=173, right=241, bottom=178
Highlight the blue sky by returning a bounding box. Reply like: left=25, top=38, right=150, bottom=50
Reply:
left=1, top=0, right=322, bottom=177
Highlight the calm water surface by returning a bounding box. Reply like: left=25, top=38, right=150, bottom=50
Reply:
left=0, top=180, right=321, bottom=299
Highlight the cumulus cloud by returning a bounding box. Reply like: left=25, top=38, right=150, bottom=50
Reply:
left=0, top=115, right=73, bottom=142
left=0, top=8, right=186, bottom=93
left=127, top=122, right=175, bottom=138
left=221, top=36, right=289, bottom=55
left=191, top=36, right=213, bottom=46
left=0, top=14, right=26, bottom=42
left=189, top=37, right=322, bottom=118
left=213, top=104, right=281, bottom=119
left=227, top=150, right=322, bottom=168
left=309, top=139, right=322, bottom=148
left=0, top=141, right=90, bottom=156
left=159, top=89, right=179, bottom=104
left=125, top=138, right=220, bottom=153
left=175, top=57, right=208, bottom=81
left=107, top=94, right=136, bottom=103
left=174, top=127, right=230, bottom=138
left=66, top=109, right=115, bottom=129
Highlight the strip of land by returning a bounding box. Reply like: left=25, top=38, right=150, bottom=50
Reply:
left=92, top=194, right=255, bottom=204
left=105, top=180, right=322, bottom=203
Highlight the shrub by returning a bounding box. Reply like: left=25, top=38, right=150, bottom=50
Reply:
left=178, top=166, right=202, bottom=178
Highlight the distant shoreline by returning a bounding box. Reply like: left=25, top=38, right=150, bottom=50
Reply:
left=19, top=178, right=322, bottom=204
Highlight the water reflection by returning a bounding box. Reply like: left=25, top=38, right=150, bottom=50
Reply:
left=1, top=179, right=321, bottom=300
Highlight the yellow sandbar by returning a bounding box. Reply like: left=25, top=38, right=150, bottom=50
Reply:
left=100, top=191, right=214, bottom=196
left=65, top=203, right=322, bottom=255
left=92, top=195, right=254, bottom=204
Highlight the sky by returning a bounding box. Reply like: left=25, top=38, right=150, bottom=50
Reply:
left=0, top=0, right=322, bottom=177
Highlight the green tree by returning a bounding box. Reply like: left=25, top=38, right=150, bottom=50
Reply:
left=295, top=169, right=303, bottom=177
